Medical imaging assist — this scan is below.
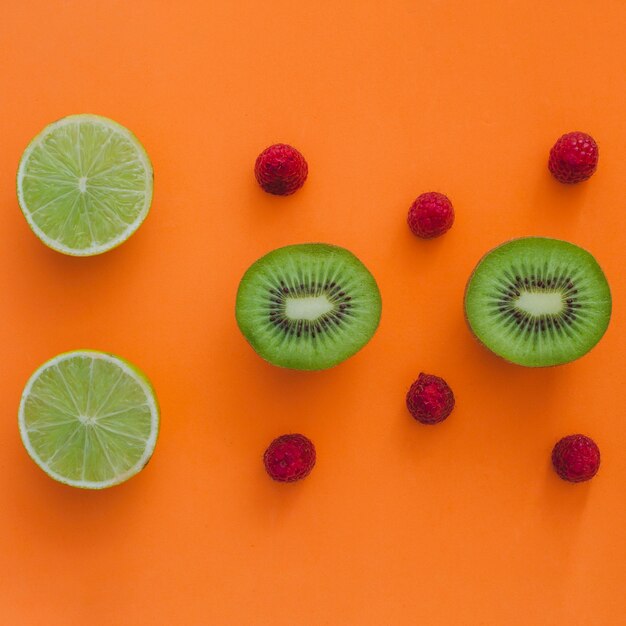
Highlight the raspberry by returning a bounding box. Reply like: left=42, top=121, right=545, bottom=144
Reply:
left=548, top=132, right=598, bottom=184
left=407, top=192, right=455, bottom=238
left=551, top=434, right=600, bottom=483
left=254, top=143, right=308, bottom=196
left=263, top=433, right=316, bottom=482
left=406, top=373, right=455, bottom=424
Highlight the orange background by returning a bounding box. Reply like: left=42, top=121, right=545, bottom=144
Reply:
left=1, top=2, right=625, bottom=624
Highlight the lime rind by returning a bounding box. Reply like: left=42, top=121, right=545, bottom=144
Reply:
left=18, top=350, right=159, bottom=489
left=17, top=114, right=153, bottom=256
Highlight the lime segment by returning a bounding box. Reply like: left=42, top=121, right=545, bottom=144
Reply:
left=19, top=351, right=159, bottom=489
left=17, top=114, right=153, bottom=256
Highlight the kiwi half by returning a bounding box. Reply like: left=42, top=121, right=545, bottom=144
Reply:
left=236, top=243, right=382, bottom=370
left=464, top=237, right=611, bottom=367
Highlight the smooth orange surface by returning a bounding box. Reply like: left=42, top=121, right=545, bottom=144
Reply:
left=1, top=2, right=625, bottom=624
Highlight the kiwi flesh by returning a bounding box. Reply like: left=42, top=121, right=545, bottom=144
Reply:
left=464, top=237, right=611, bottom=367
left=236, top=243, right=382, bottom=370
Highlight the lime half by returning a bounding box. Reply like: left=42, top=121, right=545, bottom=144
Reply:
left=19, top=351, right=159, bottom=489
left=17, top=114, right=153, bottom=256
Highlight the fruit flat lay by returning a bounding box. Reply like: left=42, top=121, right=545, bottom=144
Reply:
left=1, top=2, right=624, bottom=626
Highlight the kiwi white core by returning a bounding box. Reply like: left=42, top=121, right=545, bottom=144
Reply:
left=285, top=295, right=334, bottom=321
left=515, top=291, right=563, bottom=316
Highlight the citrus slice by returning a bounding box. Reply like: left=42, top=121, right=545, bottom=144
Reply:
left=18, top=351, right=159, bottom=489
left=17, top=114, right=153, bottom=256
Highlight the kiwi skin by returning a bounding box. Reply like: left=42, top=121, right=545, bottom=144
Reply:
left=463, top=245, right=510, bottom=365
left=463, top=237, right=612, bottom=368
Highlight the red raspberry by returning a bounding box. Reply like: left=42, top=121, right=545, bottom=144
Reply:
left=263, top=434, right=316, bottom=482
left=406, top=373, right=455, bottom=424
left=407, top=192, right=454, bottom=238
left=548, top=132, right=598, bottom=184
left=254, top=143, right=308, bottom=196
left=551, top=434, right=600, bottom=483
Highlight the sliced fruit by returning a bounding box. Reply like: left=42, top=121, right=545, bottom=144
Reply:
left=464, top=237, right=611, bottom=367
left=17, top=114, right=153, bottom=256
left=19, top=350, right=159, bottom=489
left=236, top=243, right=382, bottom=370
